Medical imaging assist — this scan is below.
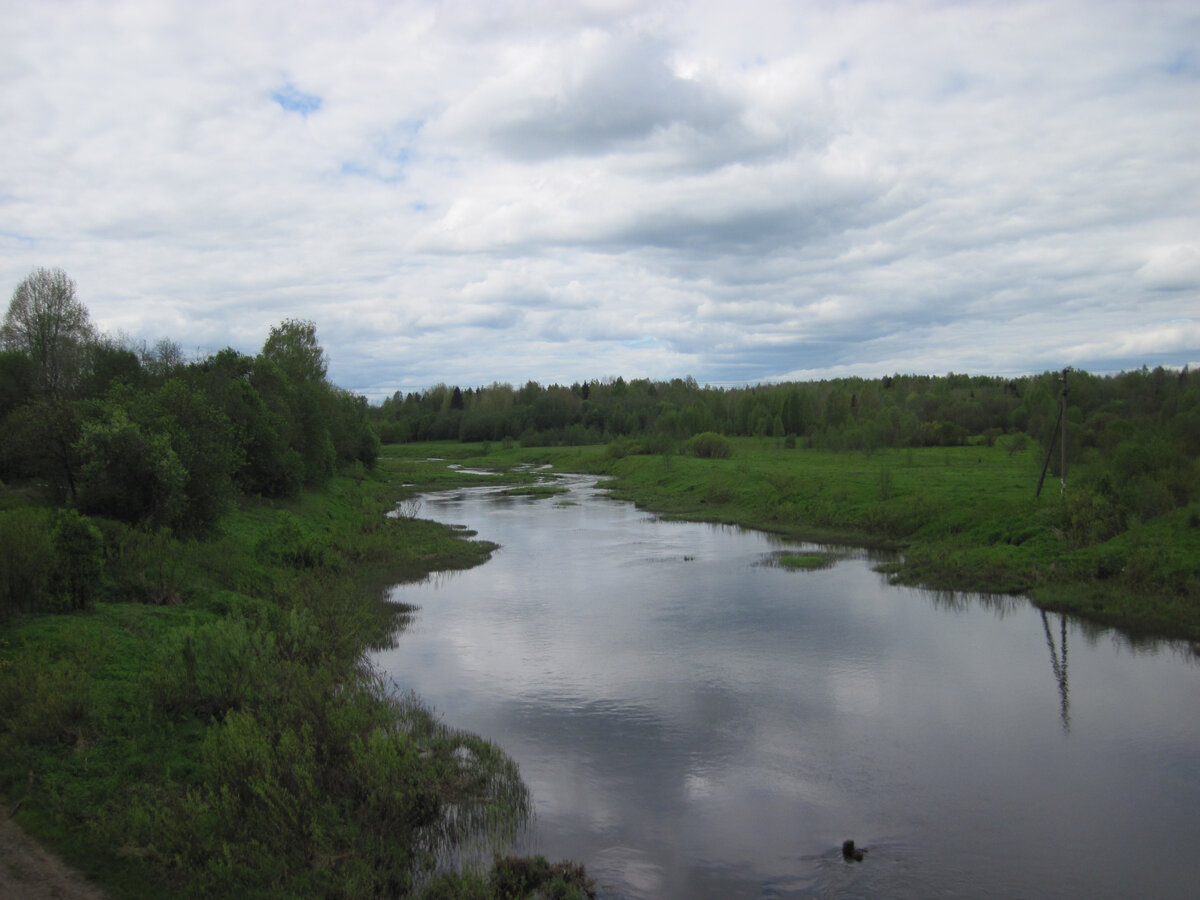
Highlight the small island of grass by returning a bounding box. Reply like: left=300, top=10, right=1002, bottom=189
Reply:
left=779, top=553, right=832, bottom=570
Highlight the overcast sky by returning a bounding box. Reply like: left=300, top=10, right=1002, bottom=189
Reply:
left=2, top=0, right=1197, bottom=400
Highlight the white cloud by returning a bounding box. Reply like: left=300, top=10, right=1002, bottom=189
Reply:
left=1, top=0, right=1197, bottom=398
left=1137, top=244, right=1200, bottom=291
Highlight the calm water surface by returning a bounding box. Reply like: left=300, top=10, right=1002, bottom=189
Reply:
left=372, top=476, right=1200, bottom=899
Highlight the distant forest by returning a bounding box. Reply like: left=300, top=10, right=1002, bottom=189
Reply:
left=3, top=266, right=1197, bottom=546
left=372, top=367, right=1199, bottom=531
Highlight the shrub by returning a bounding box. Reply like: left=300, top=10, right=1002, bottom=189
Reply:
left=1064, top=487, right=1127, bottom=543
left=0, top=648, right=92, bottom=744
left=640, top=432, right=676, bottom=456
left=75, top=405, right=187, bottom=529
left=97, top=522, right=183, bottom=604
left=0, top=509, right=55, bottom=617
left=605, top=439, right=633, bottom=459
left=256, top=511, right=328, bottom=568
left=1119, top=474, right=1176, bottom=523
left=150, top=617, right=278, bottom=719
left=52, top=509, right=104, bottom=610
left=686, top=431, right=732, bottom=459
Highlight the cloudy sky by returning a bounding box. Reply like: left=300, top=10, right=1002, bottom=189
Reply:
left=2, top=0, right=1198, bottom=400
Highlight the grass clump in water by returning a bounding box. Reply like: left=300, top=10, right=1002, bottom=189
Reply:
left=778, top=553, right=832, bottom=570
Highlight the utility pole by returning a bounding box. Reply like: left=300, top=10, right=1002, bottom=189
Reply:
left=1059, top=368, right=1069, bottom=497
left=1035, top=367, right=1071, bottom=499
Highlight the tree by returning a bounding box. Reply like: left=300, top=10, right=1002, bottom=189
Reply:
left=75, top=404, right=187, bottom=530
left=134, top=379, right=239, bottom=532
left=0, top=399, right=83, bottom=499
left=0, top=349, right=34, bottom=418
left=2, top=268, right=95, bottom=399
left=82, top=338, right=143, bottom=398
left=260, top=319, right=327, bottom=385
left=191, top=348, right=300, bottom=497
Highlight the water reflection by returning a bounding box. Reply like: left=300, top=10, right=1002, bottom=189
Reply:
left=375, top=477, right=1200, bottom=900
left=1042, top=611, right=1071, bottom=733
left=925, top=588, right=1025, bottom=618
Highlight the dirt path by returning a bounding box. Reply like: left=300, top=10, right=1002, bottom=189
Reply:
left=0, top=808, right=106, bottom=900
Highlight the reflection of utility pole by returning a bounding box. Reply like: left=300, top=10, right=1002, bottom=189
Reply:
left=1041, top=610, right=1070, bottom=733
left=1035, top=368, right=1070, bottom=498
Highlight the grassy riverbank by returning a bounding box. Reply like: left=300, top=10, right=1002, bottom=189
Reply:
left=0, top=471, right=592, bottom=899
left=383, top=439, right=1200, bottom=643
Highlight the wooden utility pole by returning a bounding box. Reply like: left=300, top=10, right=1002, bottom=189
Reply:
left=1035, top=368, right=1070, bottom=498
left=1059, top=368, right=1069, bottom=497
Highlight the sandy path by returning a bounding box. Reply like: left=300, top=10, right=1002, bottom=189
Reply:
left=0, top=808, right=107, bottom=900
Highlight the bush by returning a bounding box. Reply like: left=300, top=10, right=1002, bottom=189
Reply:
left=0, top=509, right=55, bottom=617
left=52, top=509, right=104, bottom=610
left=150, top=618, right=278, bottom=719
left=0, top=649, right=92, bottom=745
left=0, top=508, right=101, bottom=615
left=256, top=511, right=328, bottom=569
left=639, top=432, right=676, bottom=456
left=686, top=431, right=732, bottom=459
left=1065, top=487, right=1127, bottom=543
left=97, top=521, right=183, bottom=604
left=605, top=439, right=633, bottom=459
left=75, top=405, right=187, bottom=529
left=1119, top=474, right=1176, bottom=523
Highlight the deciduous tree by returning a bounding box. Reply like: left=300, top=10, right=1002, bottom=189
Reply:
left=1, top=267, right=95, bottom=399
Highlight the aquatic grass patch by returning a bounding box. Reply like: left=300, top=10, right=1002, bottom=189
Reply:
left=777, top=553, right=834, bottom=570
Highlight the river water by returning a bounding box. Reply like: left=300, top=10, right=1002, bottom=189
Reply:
left=372, top=475, right=1200, bottom=899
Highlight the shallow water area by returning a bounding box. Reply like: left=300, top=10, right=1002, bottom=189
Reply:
left=373, top=475, right=1200, bottom=899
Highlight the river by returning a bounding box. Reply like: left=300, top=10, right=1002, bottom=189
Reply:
left=371, top=474, right=1200, bottom=899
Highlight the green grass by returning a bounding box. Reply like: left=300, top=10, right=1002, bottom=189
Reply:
left=778, top=554, right=831, bottom=570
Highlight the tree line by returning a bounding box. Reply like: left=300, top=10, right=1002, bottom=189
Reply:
left=1, top=268, right=379, bottom=595
left=4, top=264, right=1196, bottom=582
left=372, top=367, right=1200, bottom=538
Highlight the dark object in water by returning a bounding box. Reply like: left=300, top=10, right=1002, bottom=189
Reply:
left=842, top=839, right=866, bottom=862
